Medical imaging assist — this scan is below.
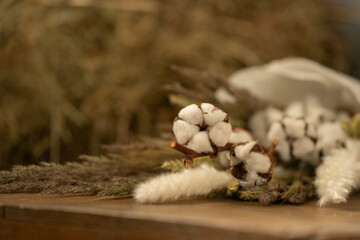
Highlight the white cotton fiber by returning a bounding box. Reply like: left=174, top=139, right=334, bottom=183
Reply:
left=173, top=119, right=199, bottom=144
left=248, top=110, right=270, bottom=146
left=218, top=151, right=231, bottom=168
left=276, top=141, right=291, bottom=161
left=292, top=137, right=315, bottom=159
left=316, top=122, right=348, bottom=156
left=247, top=152, right=271, bottom=173
left=134, top=164, right=232, bottom=203
left=285, top=101, right=304, bottom=118
left=283, top=117, right=306, bottom=138
left=209, top=122, right=232, bottom=147
left=187, top=131, right=214, bottom=153
left=232, top=141, right=257, bottom=162
left=178, top=104, right=204, bottom=125
left=265, top=107, right=283, bottom=124
left=267, top=122, right=286, bottom=142
left=201, top=103, right=227, bottom=126
left=229, top=129, right=254, bottom=143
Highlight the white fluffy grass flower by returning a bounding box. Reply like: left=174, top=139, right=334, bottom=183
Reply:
left=229, top=141, right=272, bottom=187
left=315, top=140, right=360, bottom=206
left=173, top=103, right=231, bottom=154
left=133, top=164, right=232, bottom=203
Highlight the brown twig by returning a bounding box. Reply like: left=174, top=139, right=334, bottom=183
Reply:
left=169, top=141, right=233, bottom=166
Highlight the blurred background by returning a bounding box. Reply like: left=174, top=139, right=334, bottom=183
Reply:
left=0, top=0, right=359, bottom=169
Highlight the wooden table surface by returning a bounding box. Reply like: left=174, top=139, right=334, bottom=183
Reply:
left=1, top=193, right=360, bottom=240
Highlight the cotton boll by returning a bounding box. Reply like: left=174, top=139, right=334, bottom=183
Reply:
left=267, top=122, right=286, bottom=142
left=285, top=101, right=304, bottom=118
left=265, top=107, right=283, bottom=124
left=178, top=104, right=204, bottom=125
left=218, top=151, right=231, bottom=168
left=283, top=117, right=306, bottom=138
left=209, top=122, right=232, bottom=147
left=201, top=103, right=227, bottom=126
left=316, top=122, right=348, bottom=156
left=248, top=110, right=270, bottom=146
left=276, top=141, right=291, bottom=161
left=292, top=137, right=315, bottom=159
left=229, top=128, right=254, bottom=143
left=306, top=122, right=317, bottom=139
left=248, top=152, right=271, bottom=173
left=173, top=119, right=199, bottom=144
left=232, top=141, right=257, bottom=161
left=187, top=131, right=214, bottom=153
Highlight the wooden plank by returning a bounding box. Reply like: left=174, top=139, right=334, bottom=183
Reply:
left=0, top=193, right=360, bottom=239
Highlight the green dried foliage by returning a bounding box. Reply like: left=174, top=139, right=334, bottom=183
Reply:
left=0, top=0, right=350, bottom=169
left=0, top=139, right=181, bottom=196
left=160, top=156, right=223, bottom=171
left=227, top=175, right=315, bottom=205
left=342, top=114, right=360, bottom=139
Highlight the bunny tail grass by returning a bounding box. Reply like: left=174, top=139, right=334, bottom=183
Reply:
left=134, top=164, right=232, bottom=203
left=315, top=141, right=360, bottom=206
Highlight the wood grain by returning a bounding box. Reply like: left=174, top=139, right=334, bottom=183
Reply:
left=1, top=193, right=360, bottom=239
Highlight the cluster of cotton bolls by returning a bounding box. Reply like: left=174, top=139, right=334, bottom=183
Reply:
left=249, top=97, right=359, bottom=205
left=174, top=104, right=274, bottom=188
left=173, top=103, right=232, bottom=154
left=250, top=97, right=350, bottom=165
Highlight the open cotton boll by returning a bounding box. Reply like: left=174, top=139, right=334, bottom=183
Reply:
left=209, top=121, right=232, bottom=147
left=285, top=101, right=304, bottom=118
left=178, top=104, right=204, bottom=125
left=292, top=137, right=316, bottom=159
left=283, top=117, right=306, bottom=138
left=248, top=152, right=272, bottom=173
left=187, top=131, right=214, bottom=153
left=218, top=128, right=254, bottom=169
left=233, top=141, right=257, bottom=160
left=200, top=103, right=227, bottom=126
left=229, top=128, right=254, bottom=143
left=134, top=164, right=232, bottom=203
left=265, top=107, right=283, bottom=124
left=267, top=122, right=286, bottom=142
left=306, top=123, right=317, bottom=139
left=276, top=141, right=291, bottom=161
left=230, top=141, right=257, bottom=166
left=218, top=151, right=232, bottom=168
left=248, top=110, right=270, bottom=146
left=173, top=119, right=199, bottom=145
left=316, top=122, right=348, bottom=156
